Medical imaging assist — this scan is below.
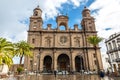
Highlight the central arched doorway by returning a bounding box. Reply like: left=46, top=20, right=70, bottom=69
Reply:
left=57, top=54, right=70, bottom=71
left=43, top=56, right=52, bottom=73
left=75, top=56, right=84, bottom=72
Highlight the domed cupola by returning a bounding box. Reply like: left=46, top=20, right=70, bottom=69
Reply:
left=33, top=5, right=42, bottom=17
left=82, top=6, right=91, bottom=17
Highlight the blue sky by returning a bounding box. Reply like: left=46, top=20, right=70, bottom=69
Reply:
left=0, top=0, right=120, bottom=64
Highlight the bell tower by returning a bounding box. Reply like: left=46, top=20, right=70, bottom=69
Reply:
left=56, top=15, right=69, bottom=31
left=29, top=6, right=43, bottom=31
left=81, top=7, right=96, bottom=32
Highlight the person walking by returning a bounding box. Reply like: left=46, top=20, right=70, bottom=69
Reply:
left=54, top=70, right=57, bottom=77
left=99, top=70, right=105, bottom=80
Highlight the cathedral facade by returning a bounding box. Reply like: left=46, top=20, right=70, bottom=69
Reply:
left=24, top=6, right=103, bottom=73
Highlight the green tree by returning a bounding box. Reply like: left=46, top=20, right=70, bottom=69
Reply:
left=0, top=37, right=14, bottom=67
left=15, top=41, right=33, bottom=64
left=87, top=36, right=103, bottom=72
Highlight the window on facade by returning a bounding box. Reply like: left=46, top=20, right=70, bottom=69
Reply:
left=32, top=38, right=35, bottom=43
left=34, top=11, right=38, bottom=16
left=89, top=26, right=92, bottom=31
left=111, top=53, right=114, bottom=60
left=115, top=53, right=119, bottom=58
left=93, top=53, right=96, bottom=58
left=59, top=25, right=66, bottom=30
left=94, top=60, right=97, bottom=65
left=117, top=38, right=120, bottom=43
left=30, top=60, right=33, bottom=70
left=118, top=44, right=120, bottom=47
left=112, top=40, right=117, bottom=48
left=34, top=22, right=37, bottom=24
left=105, top=58, right=108, bottom=62
left=108, top=43, right=112, bottom=50
left=118, top=64, right=120, bottom=69
left=89, top=22, right=91, bottom=24
left=38, top=20, right=41, bottom=22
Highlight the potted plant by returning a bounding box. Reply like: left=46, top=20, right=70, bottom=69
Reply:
left=17, top=66, right=24, bottom=75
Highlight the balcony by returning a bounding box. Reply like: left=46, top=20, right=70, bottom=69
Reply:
left=118, top=46, right=120, bottom=51
left=116, top=58, right=120, bottom=62
left=112, top=59, right=116, bottom=62
left=108, top=59, right=111, bottom=63
left=107, top=47, right=119, bottom=54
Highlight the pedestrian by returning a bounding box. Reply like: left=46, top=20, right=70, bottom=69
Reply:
left=54, top=70, right=57, bottom=77
left=99, top=70, right=105, bottom=79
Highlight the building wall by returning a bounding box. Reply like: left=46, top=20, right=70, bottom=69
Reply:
left=105, top=32, right=120, bottom=72
left=24, top=6, right=103, bottom=72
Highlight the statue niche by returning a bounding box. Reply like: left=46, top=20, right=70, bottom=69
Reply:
left=45, top=36, right=52, bottom=47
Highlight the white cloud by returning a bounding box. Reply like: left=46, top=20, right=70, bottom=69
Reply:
left=71, top=0, right=88, bottom=7
left=89, top=0, right=120, bottom=38
left=89, top=0, right=120, bottom=54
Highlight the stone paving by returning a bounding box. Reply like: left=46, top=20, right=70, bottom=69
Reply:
left=1, top=74, right=120, bottom=80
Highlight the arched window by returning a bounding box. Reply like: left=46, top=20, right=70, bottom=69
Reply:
left=59, top=25, right=66, bottom=30
left=117, top=38, right=120, bottom=43
left=32, top=38, right=35, bottom=43
left=34, top=11, right=38, bottom=16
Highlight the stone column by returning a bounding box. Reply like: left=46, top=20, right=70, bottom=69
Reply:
left=40, top=57, right=43, bottom=72
left=84, top=51, right=89, bottom=71
left=70, top=50, right=73, bottom=71
left=54, top=52, right=57, bottom=70
left=71, top=52, right=75, bottom=71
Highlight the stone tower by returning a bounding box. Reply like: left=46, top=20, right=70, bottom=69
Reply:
left=29, top=6, right=43, bottom=31
left=81, top=6, right=96, bottom=32
left=56, top=15, right=69, bottom=31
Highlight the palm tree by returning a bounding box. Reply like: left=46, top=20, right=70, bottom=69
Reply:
left=87, top=36, right=103, bottom=73
left=0, top=37, right=14, bottom=67
left=15, top=41, right=33, bottom=64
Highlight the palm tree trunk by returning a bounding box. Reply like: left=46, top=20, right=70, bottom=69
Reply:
left=84, top=30, right=90, bottom=71
left=94, top=46, right=100, bottom=74
left=20, top=54, right=24, bottom=65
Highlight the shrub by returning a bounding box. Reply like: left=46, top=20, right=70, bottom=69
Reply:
left=17, top=66, right=24, bottom=74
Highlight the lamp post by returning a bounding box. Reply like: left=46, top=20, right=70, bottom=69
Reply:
left=24, top=68, right=27, bottom=76
left=34, top=63, right=37, bottom=76
left=81, top=57, right=83, bottom=74
left=37, top=53, right=40, bottom=74
left=79, top=54, right=83, bottom=74
left=68, top=65, right=70, bottom=73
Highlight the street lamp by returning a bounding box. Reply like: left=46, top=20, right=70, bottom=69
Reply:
left=24, top=68, right=27, bottom=76
left=37, top=54, right=40, bottom=74
left=34, top=63, right=37, bottom=76
left=79, top=54, right=83, bottom=74
left=68, top=65, right=70, bottom=73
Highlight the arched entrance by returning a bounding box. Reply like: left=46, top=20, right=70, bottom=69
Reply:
left=75, top=56, right=84, bottom=72
left=43, top=56, right=52, bottom=72
left=57, top=54, right=70, bottom=71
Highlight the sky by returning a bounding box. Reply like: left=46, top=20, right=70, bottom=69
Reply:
left=0, top=0, right=120, bottom=64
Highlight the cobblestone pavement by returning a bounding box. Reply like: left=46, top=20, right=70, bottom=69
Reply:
left=1, top=74, right=120, bottom=80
